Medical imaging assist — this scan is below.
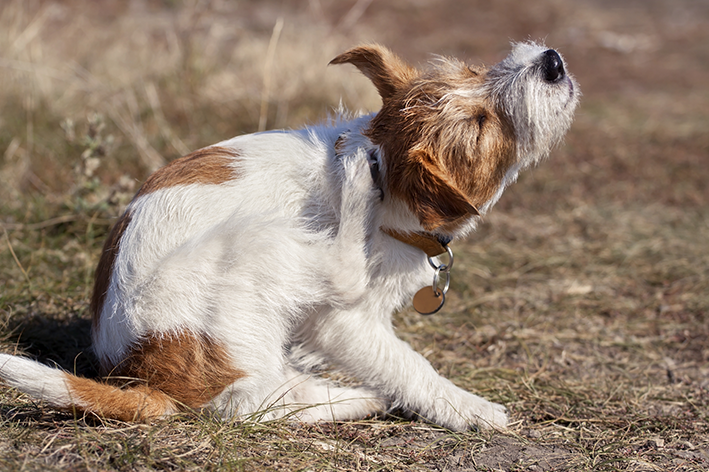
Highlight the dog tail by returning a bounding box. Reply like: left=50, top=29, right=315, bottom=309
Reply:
left=0, top=353, right=176, bottom=421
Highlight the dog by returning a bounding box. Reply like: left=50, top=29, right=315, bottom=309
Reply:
left=0, top=42, right=579, bottom=431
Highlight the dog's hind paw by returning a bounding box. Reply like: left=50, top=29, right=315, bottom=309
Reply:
left=340, top=151, right=380, bottom=202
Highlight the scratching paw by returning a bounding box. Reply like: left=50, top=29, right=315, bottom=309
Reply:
left=341, top=151, right=380, bottom=203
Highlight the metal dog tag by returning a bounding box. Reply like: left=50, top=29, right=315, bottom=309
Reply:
left=413, top=286, right=445, bottom=315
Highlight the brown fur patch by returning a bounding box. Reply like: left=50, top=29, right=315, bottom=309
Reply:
left=330, top=44, right=416, bottom=101
left=333, top=45, right=517, bottom=231
left=107, top=331, right=245, bottom=411
left=91, top=147, right=237, bottom=333
left=136, top=146, right=239, bottom=197
left=91, top=211, right=132, bottom=333
left=66, top=374, right=177, bottom=422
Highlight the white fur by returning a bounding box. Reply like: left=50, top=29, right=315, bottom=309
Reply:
left=0, top=354, right=74, bottom=406
left=488, top=42, right=579, bottom=167
left=1, top=43, right=580, bottom=431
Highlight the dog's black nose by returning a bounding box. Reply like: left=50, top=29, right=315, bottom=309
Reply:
left=541, top=49, right=565, bottom=83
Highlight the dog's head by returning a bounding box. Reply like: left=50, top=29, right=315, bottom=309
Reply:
left=331, top=42, right=580, bottom=232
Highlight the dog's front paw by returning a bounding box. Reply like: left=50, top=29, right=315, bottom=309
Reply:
left=434, top=393, right=509, bottom=431
left=470, top=400, right=509, bottom=430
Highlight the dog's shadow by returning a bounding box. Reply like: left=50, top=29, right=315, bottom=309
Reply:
left=6, top=312, right=99, bottom=378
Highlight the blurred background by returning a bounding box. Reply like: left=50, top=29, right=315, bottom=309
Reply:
left=1, top=0, right=707, bottom=210
left=0, top=1, right=707, bottom=468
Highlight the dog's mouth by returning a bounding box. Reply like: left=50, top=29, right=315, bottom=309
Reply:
left=552, top=75, right=578, bottom=111
left=561, top=75, right=578, bottom=109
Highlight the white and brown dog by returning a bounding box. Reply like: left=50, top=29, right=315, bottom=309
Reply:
left=0, top=42, right=579, bottom=431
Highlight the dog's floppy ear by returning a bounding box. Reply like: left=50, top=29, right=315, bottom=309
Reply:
left=330, top=45, right=416, bottom=101
left=395, top=150, right=480, bottom=231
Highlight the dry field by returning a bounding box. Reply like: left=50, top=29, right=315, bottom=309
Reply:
left=1, top=0, right=707, bottom=470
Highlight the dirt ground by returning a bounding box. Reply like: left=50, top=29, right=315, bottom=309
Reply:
left=0, top=0, right=707, bottom=470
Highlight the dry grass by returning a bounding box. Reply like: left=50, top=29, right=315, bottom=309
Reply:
left=1, top=0, right=708, bottom=470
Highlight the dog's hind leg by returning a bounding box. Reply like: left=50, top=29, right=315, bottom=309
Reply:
left=271, top=367, right=388, bottom=422
left=207, top=365, right=387, bottom=423
left=326, top=151, right=380, bottom=306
